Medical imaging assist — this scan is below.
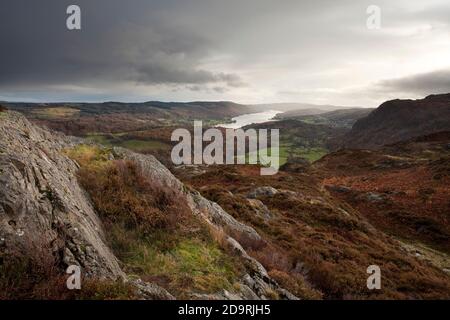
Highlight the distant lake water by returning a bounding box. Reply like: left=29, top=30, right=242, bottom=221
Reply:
left=216, top=110, right=283, bottom=129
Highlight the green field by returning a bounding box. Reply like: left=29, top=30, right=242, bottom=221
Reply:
left=238, top=145, right=327, bottom=166
left=116, top=139, right=170, bottom=152
left=86, top=134, right=171, bottom=153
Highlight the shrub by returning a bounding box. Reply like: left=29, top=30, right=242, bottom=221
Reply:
left=269, top=270, right=323, bottom=300
left=0, top=236, right=137, bottom=300
left=77, top=159, right=189, bottom=233
left=67, top=146, right=245, bottom=298
left=0, top=236, right=62, bottom=299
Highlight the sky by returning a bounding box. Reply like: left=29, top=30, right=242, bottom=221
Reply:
left=0, top=0, right=449, bottom=107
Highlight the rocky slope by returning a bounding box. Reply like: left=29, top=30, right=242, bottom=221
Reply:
left=175, top=157, right=450, bottom=299
left=0, top=110, right=295, bottom=300
left=314, top=132, right=450, bottom=254
left=114, top=147, right=296, bottom=299
left=343, top=94, right=450, bottom=149
left=0, top=111, right=123, bottom=279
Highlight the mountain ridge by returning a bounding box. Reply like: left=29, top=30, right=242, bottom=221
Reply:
left=343, top=93, right=450, bottom=149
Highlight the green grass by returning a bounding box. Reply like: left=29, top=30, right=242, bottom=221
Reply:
left=85, top=134, right=113, bottom=146
left=85, top=134, right=170, bottom=153
left=64, top=144, right=112, bottom=168
left=283, top=145, right=328, bottom=163
left=116, top=139, right=170, bottom=153
left=238, top=145, right=328, bottom=166
left=108, top=224, right=241, bottom=298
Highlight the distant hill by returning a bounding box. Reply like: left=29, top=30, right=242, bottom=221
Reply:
left=249, top=102, right=361, bottom=113
left=2, top=100, right=250, bottom=117
left=278, top=107, right=374, bottom=129
left=343, top=94, right=450, bottom=149
left=2, top=101, right=252, bottom=135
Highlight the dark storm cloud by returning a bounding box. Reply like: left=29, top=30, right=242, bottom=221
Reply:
left=0, top=0, right=449, bottom=103
left=377, top=69, right=450, bottom=95
left=0, top=0, right=244, bottom=92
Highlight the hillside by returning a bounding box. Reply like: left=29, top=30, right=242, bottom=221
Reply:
left=2, top=101, right=251, bottom=136
left=280, top=108, right=374, bottom=129
left=175, top=147, right=450, bottom=299
left=0, top=110, right=295, bottom=300
left=1, top=104, right=450, bottom=300
left=250, top=103, right=359, bottom=113
left=343, top=94, right=450, bottom=149
left=245, top=119, right=347, bottom=163
left=314, top=132, right=450, bottom=255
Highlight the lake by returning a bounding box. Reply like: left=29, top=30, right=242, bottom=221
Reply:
left=216, top=110, right=283, bottom=129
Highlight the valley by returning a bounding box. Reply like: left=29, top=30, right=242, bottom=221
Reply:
left=1, top=93, right=449, bottom=300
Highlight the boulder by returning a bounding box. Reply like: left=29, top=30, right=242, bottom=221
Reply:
left=247, top=186, right=279, bottom=199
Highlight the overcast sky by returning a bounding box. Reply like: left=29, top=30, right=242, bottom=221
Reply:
left=1, top=0, right=449, bottom=107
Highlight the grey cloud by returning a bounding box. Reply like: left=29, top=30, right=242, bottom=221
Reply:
left=376, top=69, right=450, bottom=95
left=134, top=62, right=245, bottom=87
left=0, top=0, right=449, bottom=103
left=0, top=0, right=245, bottom=95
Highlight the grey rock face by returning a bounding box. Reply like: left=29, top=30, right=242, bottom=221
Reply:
left=130, top=279, right=175, bottom=300
left=225, top=237, right=298, bottom=300
left=247, top=199, right=273, bottom=220
left=189, top=192, right=262, bottom=242
left=116, top=147, right=262, bottom=243
left=0, top=112, right=123, bottom=279
left=116, top=147, right=298, bottom=300
left=365, top=192, right=385, bottom=203
left=247, top=186, right=279, bottom=199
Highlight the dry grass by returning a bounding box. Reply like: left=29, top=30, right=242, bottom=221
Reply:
left=78, top=159, right=186, bottom=233
left=177, top=165, right=450, bottom=299
left=66, top=145, right=245, bottom=298
left=0, top=235, right=137, bottom=300
left=31, top=107, right=80, bottom=119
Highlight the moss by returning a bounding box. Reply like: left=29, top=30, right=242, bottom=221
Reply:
left=64, top=144, right=112, bottom=168
left=74, top=279, right=138, bottom=300
left=108, top=222, right=242, bottom=298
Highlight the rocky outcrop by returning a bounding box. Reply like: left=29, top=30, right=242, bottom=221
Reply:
left=247, top=186, right=278, bottom=199
left=0, top=111, right=122, bottom=278
left=131, top=279, right=175, bottom=300
left=247, top=199, right=273, bottom=220
left=112, top=149, right=296, bottom=299
left=343, top=93, right=450, bottom=149
left=115, top=147, right=263, bottom=243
